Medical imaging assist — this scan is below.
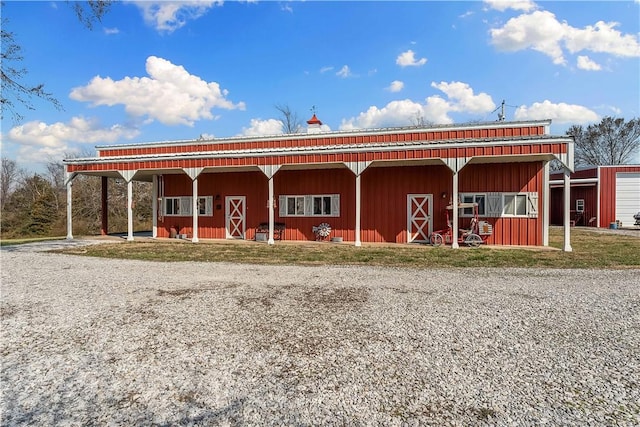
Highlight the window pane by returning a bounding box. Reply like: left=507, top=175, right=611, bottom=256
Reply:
left=296, top=197, right=304, bottom=215
left=462, top=195, right=472, bottom=215
left=323, top=196, right=331, bottom=215
left=199, top=198, right=206, bottom=215
left=515, top=195, right=527, bottom=215
left=503, top=195, right=515, bottom=215
left=173, top=199, right=180, bottom=215
left=313, top=197, right=322, bottom=215
left=476, top=195, right=486, bottom=216
left=287, top=197, right=296, bottom=215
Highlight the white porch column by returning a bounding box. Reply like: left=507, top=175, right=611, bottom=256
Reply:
left=152, top=175, right=158, bottom=238
left=355, top=174, right=362, bottom=247
left=451, top=171, right=460, bottom=249
left=268, top=176, right=275, bottom=245
left=563, top=168, right=573, bottom=252
left=542, top=161, right=550, bottom=246
left=257, top=165, right=281, bottom=245
left=344, top=162, right=370, bottom=247
left=192, top=176, right=199, bottom=243
left=66, top=175, right=74, bottom=240
left=127, top=180, right=134, bottom=241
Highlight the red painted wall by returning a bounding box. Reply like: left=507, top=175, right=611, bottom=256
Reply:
left=157, top=162, right=544, bottom=246
left=275, top=169, right=355, bottom=241
left=459, top=162, right=543, bottom=246
left=599, top=166, right=640, bottom=227
left=157, top=171, right=268, bottom=239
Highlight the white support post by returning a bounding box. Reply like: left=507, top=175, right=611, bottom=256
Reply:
left=355, top=174, right=362, bottom=247
left=542, top=161, right=550, bottom=246
left=127, top=180, right=134, bottom=241
left=66, top=179, right=73, bottom=240
left=563, top=168, right=572, bottom=252
left=192, top=176, right=199, bottom=243
left=268, top=176, right=275, bottom=245
left=152, top=175, right=158, bottom=238
left=451, top=171, right=459, bottom=249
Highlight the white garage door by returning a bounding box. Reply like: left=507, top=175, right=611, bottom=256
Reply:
left=615, top=173, right=640, bottom=225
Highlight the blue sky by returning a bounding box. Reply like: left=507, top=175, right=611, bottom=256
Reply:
left=2, top=0, right=639, bottom=172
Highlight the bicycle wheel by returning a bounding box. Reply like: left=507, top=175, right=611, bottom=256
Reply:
left=465, top=233, right=483, bottom=247
left=430, top=233, right=444, bottom=247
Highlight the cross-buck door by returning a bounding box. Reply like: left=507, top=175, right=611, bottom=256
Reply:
left=225, top=196, right=246, bottom=239
left=407, top=194, right=433, bottom=243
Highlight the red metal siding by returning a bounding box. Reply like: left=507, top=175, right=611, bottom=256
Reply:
left=275, top=169, right=355, bottom=242
left=459, top=162, right=543, bottom=246
left=361, top=165, right=451, bottom=243
left=96, top=124, right=549, bottom=158
left=157, top=171, right=268, bottom=239
left=598, top=166, right=640, bottom=227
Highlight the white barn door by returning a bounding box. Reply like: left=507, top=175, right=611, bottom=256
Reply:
left=225, top=196, right=246, bottom=239
left=407, top=194, right=433, bottom=243
left=615, top=173, right=640, bottom=225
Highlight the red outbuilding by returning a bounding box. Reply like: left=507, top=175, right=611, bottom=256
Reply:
left=63, top=117, right=576, bottom=250
left=550, top=165, right=640, bottom=228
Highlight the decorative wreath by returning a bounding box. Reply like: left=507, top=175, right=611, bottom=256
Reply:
left=313, top=222, right=332, bottom=238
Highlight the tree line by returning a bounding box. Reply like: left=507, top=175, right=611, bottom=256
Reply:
left=0, top=157, right=151, bottom=239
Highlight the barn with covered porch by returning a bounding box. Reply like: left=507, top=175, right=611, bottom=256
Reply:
left=63, top=116, right=575, bottom=250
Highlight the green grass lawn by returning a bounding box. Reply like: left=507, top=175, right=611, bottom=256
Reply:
left=0, top=236, right=67, bottom=246
left=52, top=228, right=640, bottom=269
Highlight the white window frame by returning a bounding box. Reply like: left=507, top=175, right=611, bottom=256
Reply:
left=502, top=193, right=529, bottom=217
left=279, top=194, right=340, bottom=217
left=576, top=199, right=585, bottom=212
left=164, top=196, right=213, bottom=217
left=460, top=193, right=487, bottom=217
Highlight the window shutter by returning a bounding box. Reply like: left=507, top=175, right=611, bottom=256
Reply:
left=304, top=195, right=313, bottom=216
left=486, top=192, right=502, bottom=218
left=527, top=192, right=539, bottom=218
left=180, top=197, right=192, bottom=216
left=331, top=194, right=340, bottom=217
left=279, top=195, right=287, bottom=217
left=205, top=196, right=213, bottom=216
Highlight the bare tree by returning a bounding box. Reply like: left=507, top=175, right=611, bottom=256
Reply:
left=275, top=104, right=303, bottom=134
left=568, top=117, right=640, bottom=167
left=1, top=157, right=20, bottom=211
left=1, top=1, right=112, bottom=122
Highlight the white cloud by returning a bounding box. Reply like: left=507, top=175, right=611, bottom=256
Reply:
left=103, top=27, right=119, bottom=35
left=239, top=118, right=284, bottom=136
left=514, top=100, right=599, bottom=124
left=484, top=0, right=537, bottom=12
left=70, top=56, right=245, bottom=126
left=490, top=11, right=640, bottom=65
left=576, top=55, right=601, bottom=71
left=320, top=66, right=334, bottom=73
left=387, top=80, right=404, bottom=93
left=336, top=65, right=352, bottom=78
left=396, top=50, right=427, bottom=67
left=4, top=116, right=140, bottom=163
left=132, top=1, right=222, bottom=32
left=340, top=81, right=496, bottom=130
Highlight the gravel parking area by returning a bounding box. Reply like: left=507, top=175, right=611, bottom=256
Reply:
left=1, top=245, right=639, bottom=426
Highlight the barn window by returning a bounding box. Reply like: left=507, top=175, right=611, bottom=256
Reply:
left=503, top=194, right=527, bottom=216
left=279, top=194, right=340, bottom=217
left=460, top=194, right=486, bottom=217
left=576, top=199, right=585, bottom=212
left=164, top=196, right=213, bottom=216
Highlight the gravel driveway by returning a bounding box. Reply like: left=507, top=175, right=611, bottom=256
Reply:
left=1, top=243, right=639, bottom=426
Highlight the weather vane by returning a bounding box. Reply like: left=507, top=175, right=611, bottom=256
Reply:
left=311, top=105, right=317, bottom=115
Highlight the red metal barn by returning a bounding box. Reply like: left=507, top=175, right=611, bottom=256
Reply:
left=550, top=165, right=640, bottom=228
left=64, top=117, right=576, bottom=249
